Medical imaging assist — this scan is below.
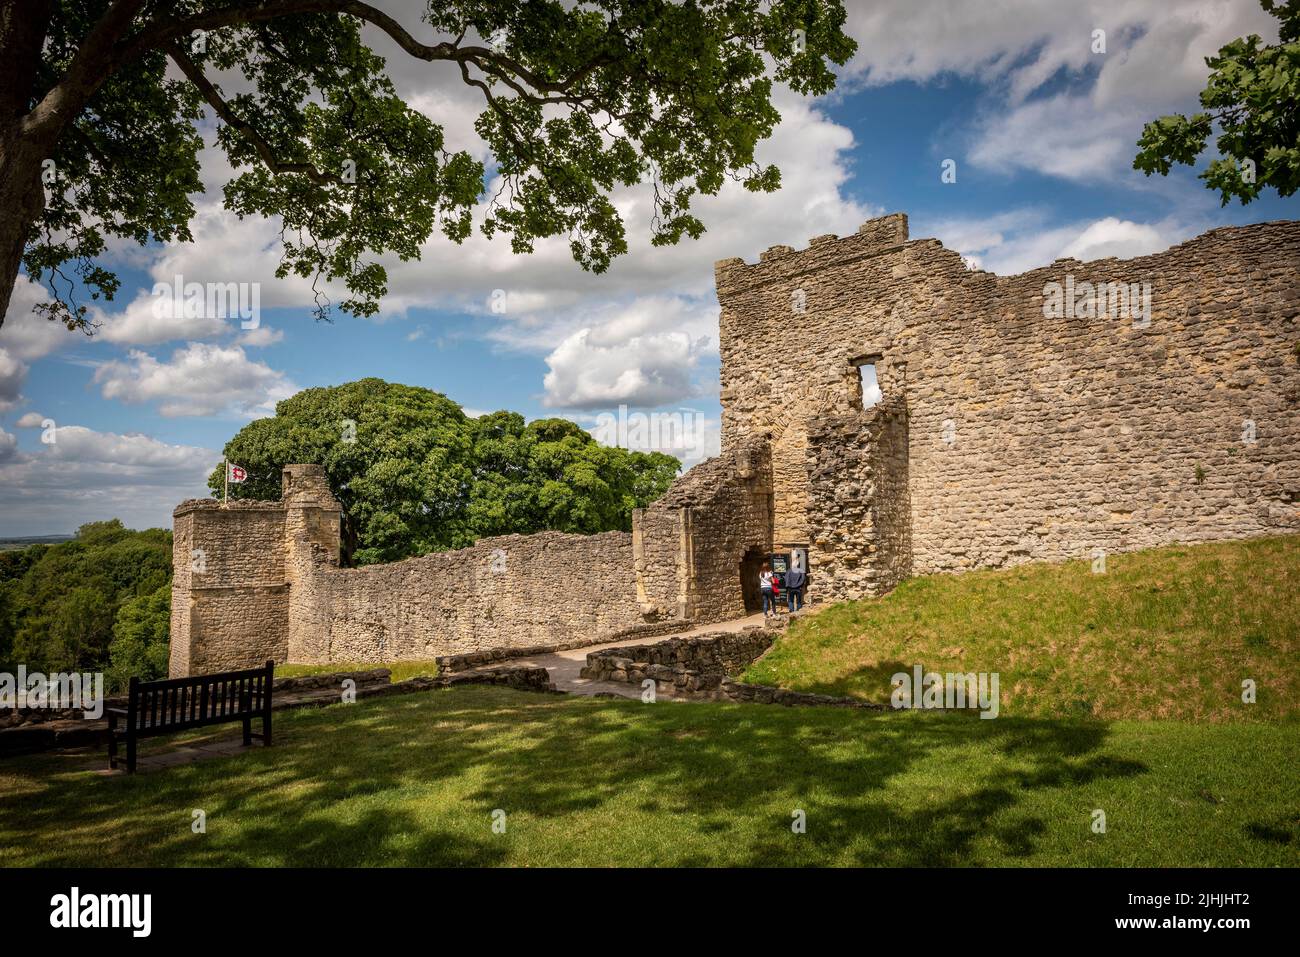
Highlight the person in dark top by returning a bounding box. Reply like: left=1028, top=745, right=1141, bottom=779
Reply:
left=785, top=562, right=807, bottom=613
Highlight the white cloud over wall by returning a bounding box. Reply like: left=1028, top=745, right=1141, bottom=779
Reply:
left=79, top=0, right=1259, bottom=413
left=78, top=84, right=874, bottom=412
left=68, top=0, right=1261, bottom=417
left=4, top=0, right=1271, bottom=530
left=922, top=208, right=1191, bottom=275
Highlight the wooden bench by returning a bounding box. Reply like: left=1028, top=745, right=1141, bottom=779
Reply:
left=108, top=661, right=274, bottom=773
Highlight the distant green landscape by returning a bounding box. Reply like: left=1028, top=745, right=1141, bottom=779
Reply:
left=0, top=535, right=74, bottom=552
left=0, top=521, right=172, bottom=692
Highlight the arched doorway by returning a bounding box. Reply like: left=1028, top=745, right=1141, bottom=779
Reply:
left=738, top=546, right=767, bottom=613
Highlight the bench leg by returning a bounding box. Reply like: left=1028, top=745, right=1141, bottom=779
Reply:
left=242, top=716, right=252, bottom=746
left=126, top=735, right=137, bottom=774
left=262, top=711, right=272, bottom=747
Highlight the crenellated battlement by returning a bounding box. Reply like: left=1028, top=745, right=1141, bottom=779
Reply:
left=715, top=212, right=911, bottom=296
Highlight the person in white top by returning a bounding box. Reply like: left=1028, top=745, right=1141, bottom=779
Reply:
left=759, top=563, right=776, bottom=618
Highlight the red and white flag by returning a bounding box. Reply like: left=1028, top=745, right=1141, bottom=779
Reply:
left=226, top=463, right=247, bottom=483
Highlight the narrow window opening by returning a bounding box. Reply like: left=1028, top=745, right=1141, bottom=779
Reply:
left=850, top=356, right=883, bottom=409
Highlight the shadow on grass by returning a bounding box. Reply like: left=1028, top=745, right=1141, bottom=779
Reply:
left=0, top=687, right=1146, bottom=866
left=1244, top=816, right=1299, bottom=847
left=452, top=694, right=1143, bottom=866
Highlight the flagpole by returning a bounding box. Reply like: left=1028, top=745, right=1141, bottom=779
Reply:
left=223, top=458, right=228, bottom=508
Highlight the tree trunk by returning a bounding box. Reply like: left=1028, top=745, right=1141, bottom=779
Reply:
left=0, top=139, right=47, bottom=327
left=0, top=0, right=54, bottom=330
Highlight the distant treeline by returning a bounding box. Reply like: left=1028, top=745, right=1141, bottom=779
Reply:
left=0, top=520, right=171, bottom=691
left=0, top=535, right=75, bottom=551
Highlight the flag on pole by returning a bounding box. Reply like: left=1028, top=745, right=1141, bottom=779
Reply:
left=223, top=460, right=247, bottom=508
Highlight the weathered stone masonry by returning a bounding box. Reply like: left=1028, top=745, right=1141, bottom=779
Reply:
left=717, top=213, right=1300, bottom=601
left=170, top=443, right=773, bottom=675
left=170, top=214, right=1300, bottom=675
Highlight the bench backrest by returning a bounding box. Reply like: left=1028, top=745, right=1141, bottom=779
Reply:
left=126, top=660, right=274, bottom=732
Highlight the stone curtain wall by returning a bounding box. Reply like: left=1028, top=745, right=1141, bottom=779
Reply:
left=170, top=450, right=773, bottom=675
left=717, top=214, right=1300, bottom=581
left=170, top=467, right=649, bottom=675
left=312, top=531, right=644, bottom=663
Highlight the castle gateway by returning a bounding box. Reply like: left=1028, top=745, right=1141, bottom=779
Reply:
left=170, top=214, right=1300, bottom=675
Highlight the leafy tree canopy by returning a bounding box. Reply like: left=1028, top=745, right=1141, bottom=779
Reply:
left=1134, top=0, right=1300, bottom=204
left=0, top=521, right=172, bottom=683
left=106, top=582, right=171, bottom=692
left=210, top=378, right=681, bottom=565
left=2, top=0, right=855, bottom=332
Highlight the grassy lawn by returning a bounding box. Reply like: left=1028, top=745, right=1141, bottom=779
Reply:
left=745, top=536, right=1300, bottom=722
left=275, top=660, right=439, bottom=682
left=0, top=685, right=1296, bottom=867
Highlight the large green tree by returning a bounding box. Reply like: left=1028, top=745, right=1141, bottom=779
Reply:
left=211, top=378, right=680, bottom=565
left=1, top=0, right=854, bottom=332
left=1134, top=0, right=1299, bottom=204
left=467, top=411, right=679, bottom=539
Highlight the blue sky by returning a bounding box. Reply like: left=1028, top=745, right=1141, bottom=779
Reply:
left=1, top=0, right=1297, bottom=535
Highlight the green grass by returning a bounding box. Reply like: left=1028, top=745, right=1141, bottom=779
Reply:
left=0, top=686, right=1296, bottom=867
left=744, top=536, right=1300, bottom=722
left=275, top=660, right=439, bottom=682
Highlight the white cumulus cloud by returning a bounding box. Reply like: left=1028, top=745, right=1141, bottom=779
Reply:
left=93, top=342, right=297, bottom=418
left=840, top=0, right=1281, bottom=184
left=922, top=208, right=1189, bottom=275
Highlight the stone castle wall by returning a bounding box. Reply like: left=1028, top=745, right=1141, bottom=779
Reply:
left=716, top=214, right=1300, bottom=582
left=805, top=395, right=911, bottom=601
left=169, top=447, right=768, bottom=675
left=634, top=436, right=774, bottom=623
left=170, top=213, right=1299, bottom=675
left=169, top=467, right=659, bottom=674
left=169, top=501, right=288, bottom=676
left=308, top=530, right=643, bottom=663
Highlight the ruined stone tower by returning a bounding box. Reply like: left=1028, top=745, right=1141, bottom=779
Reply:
left=715, top=213, right=1299, bottom=601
